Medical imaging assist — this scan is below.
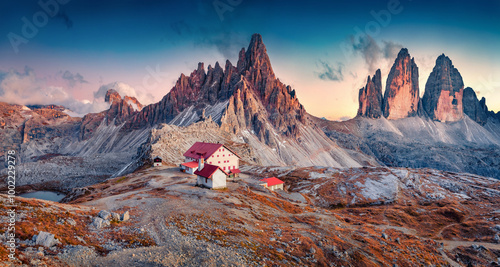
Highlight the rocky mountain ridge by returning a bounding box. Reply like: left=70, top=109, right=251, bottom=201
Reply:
left=357, top=48, right=499, bottom=125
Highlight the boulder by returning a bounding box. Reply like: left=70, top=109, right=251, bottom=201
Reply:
left=121, top=211, right=130, bottom=221
left=91, top=217, right=110, bottom=229
left=111, top=212, right=121, bottom=221
left=98, top=210, right=111, bottom=220
left=35, top=231, right=60, bottom=247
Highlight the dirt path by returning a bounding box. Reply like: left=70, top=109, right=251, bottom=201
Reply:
left=440, top=240, right=500, bottom=251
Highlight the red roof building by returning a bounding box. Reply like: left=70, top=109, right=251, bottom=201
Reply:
left=181, top=161, right=198, bottom=168
left=183, top=142, right=241, bottom=177
left=194, top=164, right=228, bottom=179
left=183, top=142, right=240, bottom=160
left=259, top=177, right=285, bottom=191
left=194, top=163, right=228, bottom=189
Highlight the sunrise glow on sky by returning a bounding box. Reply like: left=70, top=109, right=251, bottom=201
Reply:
left=1, top=0, right=499, bottom=120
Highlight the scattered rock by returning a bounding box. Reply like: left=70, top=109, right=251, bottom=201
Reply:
left=111, top=212, right=121, bottom=221
left=98, top=210, right=111, bottom=220
left=66, top=218, right=77, bottom=226
left=35, top=231, right=60, bottom=248
left=91, top=217, right=110, bottom=229
left=382, top=233, right=389, bottom=240
left=395, top=237, right=400, bottom=244
left=121, top=211, right=130, bottom=221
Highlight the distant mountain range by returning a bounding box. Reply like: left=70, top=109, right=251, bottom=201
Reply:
left=1, top=34, right=499, bottom=192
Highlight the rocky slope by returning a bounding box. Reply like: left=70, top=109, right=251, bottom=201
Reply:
left=357, top=69, right=383, bottom=118
left=2, top=165, right=499, bottom=266
left=422, top=54, right=465, bottom=122
left=0, top=90, right=150, bottom=191
left=383, top=48, right=421, bottom=119
left=319, top=115, right=500, bottom=179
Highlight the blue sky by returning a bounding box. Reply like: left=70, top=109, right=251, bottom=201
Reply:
left=0, top=0, right=499, bottom=119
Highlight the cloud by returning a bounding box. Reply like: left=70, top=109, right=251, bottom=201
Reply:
left=94, top=81, right=155, bottom=105
left=0, top=67, right=108, bottom=116
left=169, top=19, right=246, bottom=60
left=350, top=35, right=403, bottom=72
left=316, top=60, right=344, bottom=81
left=382, top=41, right=403, bottom=60
left=62, top=70, right=88, bottom=87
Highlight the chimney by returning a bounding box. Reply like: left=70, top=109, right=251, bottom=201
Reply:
left=198, top=156, right=204, bottom=170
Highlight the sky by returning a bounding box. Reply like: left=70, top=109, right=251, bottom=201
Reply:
left=0, top=0, right=499, bottom=119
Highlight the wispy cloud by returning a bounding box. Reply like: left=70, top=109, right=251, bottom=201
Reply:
left=316, top=60, right=344, bottom=81
left=350, top=35, right=403, bottom=72
left=169, top=19, right=246, bottom=60
left=62, top=70, right=88, bottom=87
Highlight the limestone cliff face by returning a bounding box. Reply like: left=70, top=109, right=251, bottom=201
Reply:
left=422, top=54, right=464, bottom=122
left=357, top=69, right=383, bottom=118
left=383, top=48, right=420, bottom=119
left=463, top=87, right=488, bottom=125
left=128, top=34, right=305, bottom=143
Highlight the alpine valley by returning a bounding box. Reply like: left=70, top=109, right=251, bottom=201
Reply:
left=1, top=34, right=500, bottom=266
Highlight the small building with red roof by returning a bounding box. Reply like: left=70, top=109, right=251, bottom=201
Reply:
left=259, top=177, right=285, bottom=191
left=180, top=161, right=198, bottom=174
left=182, top=142, right=241, bottom=177
left=194, top=159, right=228, bottom=189
left=153, top=156, right=162, bottom=167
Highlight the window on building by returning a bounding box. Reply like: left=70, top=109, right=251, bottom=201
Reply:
left=218, top=161, right=220, bottom=164
left=223, top=166, right=226, bottom=170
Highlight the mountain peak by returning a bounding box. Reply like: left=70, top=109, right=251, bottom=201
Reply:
left=422, top=54, right=464, bottom=122
left=105, top=89, right=121, bottom=103
left=357, top=69, right=383, bottom=118
left=241, top=34, right=274, bottom=78
left=397, top=48, right=409, bottom=58
left=383, top=48, right=420, bottom=119
left=249, top=33, right=263, bottom=48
